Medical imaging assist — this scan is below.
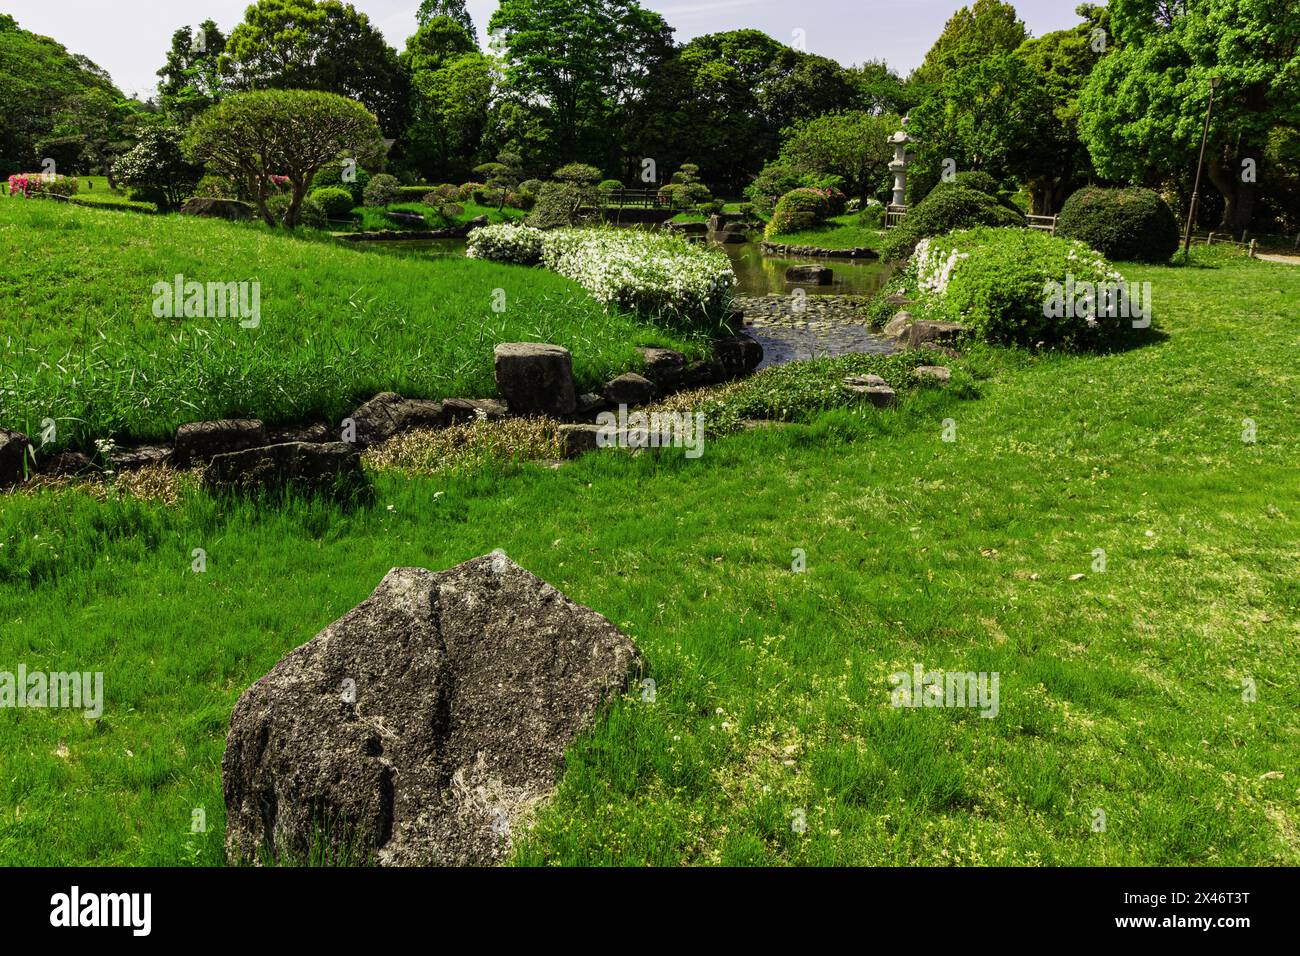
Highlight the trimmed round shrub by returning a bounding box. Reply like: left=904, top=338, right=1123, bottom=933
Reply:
left=422, top=184, right=460, bottom=206
left=311, top=164, right=371, bottom=205
left=363, top=174, right=401, bottom=208
left=881, top=185, right=1023, bottom=260
left=1056, top=186, right=1179, bottom=263
left=457, top=182, right=484, bottom=202
left=765, top=187, right=832, bottom=238
left=909, top=226, right=1130, bottom=347
left=599, top=179, right=624, bottom=192
left=931, top=170, right=1001, bottom=199
left=310, top=186, right=356, bottom=219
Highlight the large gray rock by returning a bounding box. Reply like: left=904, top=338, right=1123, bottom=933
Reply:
left=202, top=441, right=365, bottom=496
left=493, top=343, right=577, bottom=417
left=904, top=320, right=965, bottom=349
left=347, top=393, right=447, bottom=447
left=105, top=444, right=171, bottom=472
left=38, top=451, right=96, bottom=477
left=173, top=419, right=268, bottom=468
left=222, top=556, right=640, bottom=866
left=786, top=264, right=833, bottom=285
left=602, top=372, right=656, bottom=407
left=712, top=335, right=763, bottom=378
left=883, top=311, right=912, bottom=338
left=179, top=197, right=255, bottom=221
left=441, top=397, right=508, bottom=424
left=637, top=347, right=687, bottom=387
left=0, top=430, right=31, bottom=486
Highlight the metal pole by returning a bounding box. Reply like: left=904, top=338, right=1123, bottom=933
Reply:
left=1183, top=80, right=1217, bottom=259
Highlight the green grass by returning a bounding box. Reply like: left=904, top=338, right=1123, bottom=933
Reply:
left=342, top=200, right=527, bottom=233
left=0, top=248, right=1296, bottom=865
left=2, top=176, right=157, bottom=212
left=769, top=214, right=884, bottom=250
left=0, top=200, right=706, bottom=448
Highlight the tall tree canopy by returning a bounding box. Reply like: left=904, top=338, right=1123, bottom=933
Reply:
left=907, top=52, right=1055, bottom=201
left=1078, top=0, right=1300, bottom=232
left=912, top=0, right=1027, bottom=86
left=156, top=21, right=229, bottom=122
left=0, top=14, right=137, bottom=176
left=1011, top=3, right=1111, bottom=213
left=416, top=0, right=475, bottom=38
left=632, top=30, right=862, bottom=194
left=489, top=0, right=675, bottom=173
left=222, top=0, right=409, bottom=135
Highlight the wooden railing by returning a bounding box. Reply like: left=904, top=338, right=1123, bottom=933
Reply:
left=602, top=187, right=676, bottom=210
left=1026, top=214, right=1058, bottom=235
left=885, top=204, right=908, bottom=229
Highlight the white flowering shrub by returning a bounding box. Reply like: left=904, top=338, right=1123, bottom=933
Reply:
left=465, top=223, right=547, bottom=265
left=540, top=227, right=736, bottom=325
left=906, top=227, right=1132, bottom=347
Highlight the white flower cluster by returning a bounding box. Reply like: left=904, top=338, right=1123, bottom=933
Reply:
left=913, top=237, right=970, bottom=296
left=1065, top=241, right=1124, bottom=283
left=540, top=227, right=736, bottom=321
left=465, top=223, right=545, bottom=265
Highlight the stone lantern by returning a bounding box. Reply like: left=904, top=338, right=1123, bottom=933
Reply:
left=888, top=129, right=912, bottom=210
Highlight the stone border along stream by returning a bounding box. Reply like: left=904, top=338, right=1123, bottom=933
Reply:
left=1, top=300, right=959, bottom=492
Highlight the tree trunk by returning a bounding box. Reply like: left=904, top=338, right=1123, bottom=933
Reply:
left=1205, top=144, right=1260, bottom=236
left=285, top=184, right=305, bottom=229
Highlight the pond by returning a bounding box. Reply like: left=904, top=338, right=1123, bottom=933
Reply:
left=716, top=241, right=894, bottom=297
left=348, top=235, right=894, bottom=299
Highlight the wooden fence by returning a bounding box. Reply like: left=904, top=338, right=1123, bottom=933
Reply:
left=603, top=187, right=675, bottom=210
left=1026, top=214, right=1058, bottom=235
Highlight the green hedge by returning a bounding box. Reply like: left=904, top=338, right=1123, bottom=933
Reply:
left=882, top=185, right=1023, bottom=260
left=1056, top=187, right=1179, bottom=263
left=765, top=188, right=832, bottom=238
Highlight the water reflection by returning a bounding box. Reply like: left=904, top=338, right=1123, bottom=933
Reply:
left=714, top=241, right=893, bottom=297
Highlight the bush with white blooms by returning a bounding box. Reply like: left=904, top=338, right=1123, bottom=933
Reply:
left=465, top=223, right=546, bottom=265
left=468, top=223, right=735, bottom=325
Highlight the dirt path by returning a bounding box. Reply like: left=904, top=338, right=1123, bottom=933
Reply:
left=1255, top=253, right=1300, bottom=265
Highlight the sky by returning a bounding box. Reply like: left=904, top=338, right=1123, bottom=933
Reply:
left=6, top=0, right=1087, bottom=100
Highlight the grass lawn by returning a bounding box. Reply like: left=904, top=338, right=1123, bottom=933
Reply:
left=0, top=246, right=1295, bottom=865
left=0, top=200, right=707, bottom=448
left=769, top=213, right=884, bottom=251
left=343, top=200, right=527, bottom=233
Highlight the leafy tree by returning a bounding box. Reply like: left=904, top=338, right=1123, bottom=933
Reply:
left=529, top=163, right=601, bottom=227
left=0, top=14, right=130, bottom=176
left=907, top=52, right=1056, bottom=202
left=185, top=89, right=384, bottom=227
left=111, top=125, right=203, bottom=209
left=416, top=0, right=476, bottom=37
left=402, top=50, right=495, bottom=182
left=402, top=15, right=476, bottom=75
left=775, top=110, right=901, bottom=201
left=222, top=0, right=409, bottom=135
left=631, top=30, right=861, bottom=195
left=1013, top=4, right=1111, bottom=213
left=1078, top=0, right=1300, bottom=233
left=36, top=88, right=140, bottom=181
left=156, top=21, right=228, bottom=122
left=912, top=0, right=1027, bottom=86
left=846, top=60, right=919, bottom=116
left=489, top=0, right=675, bottom=171
left=474, top=151, right=523, bottom=209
